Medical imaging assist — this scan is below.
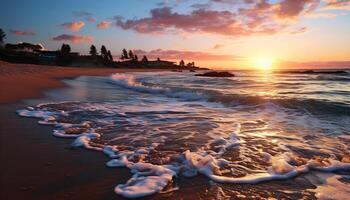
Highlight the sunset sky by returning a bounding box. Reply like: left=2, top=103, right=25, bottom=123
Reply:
left=1, top=0, right=349, bottom=69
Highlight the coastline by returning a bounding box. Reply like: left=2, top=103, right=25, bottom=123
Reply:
left=0, top=61, right=163, bottom=199
left=0, top=61, right=164, bottom=104
left=0, top=61, right=327, bottom=199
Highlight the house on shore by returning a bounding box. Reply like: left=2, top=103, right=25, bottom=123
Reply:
left=147, top=59, right=177, bottom=68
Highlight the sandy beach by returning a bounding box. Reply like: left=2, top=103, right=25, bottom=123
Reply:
left=0, top=61, right=162, bottom=104
left=0, top=62, right=161, bottom=199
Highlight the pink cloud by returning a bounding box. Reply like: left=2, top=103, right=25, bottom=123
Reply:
left=52, top=34, right=94, bottom=44
left=133, top=49, right=238, bottom=61
left=114, top=0, right=346, bottom=37
left=113, top=4, right=291, bottom=36
left=97, top=20, right=111, bottom=29
left=290, top=26, right=308, bottom=34
left=323, top=0, right=350, bottom=10
left=10, top=29, right=35, bottom=36
left=61, top=21, right=85, bottom=32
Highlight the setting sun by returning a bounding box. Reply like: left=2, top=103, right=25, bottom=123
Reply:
left=253, top=57, right=274, bottom=70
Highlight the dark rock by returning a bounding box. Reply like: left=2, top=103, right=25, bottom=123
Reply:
left=195, top=71, right=235, bottom=77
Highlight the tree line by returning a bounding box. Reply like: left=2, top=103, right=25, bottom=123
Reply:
left=1, top=28, right=196, bottom=67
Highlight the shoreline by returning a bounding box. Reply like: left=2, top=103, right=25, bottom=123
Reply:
left=0, top=61, right=165, bottom=105
left=0, top=61, right=330, bottom=199
left=0, top=61, right=168, bottom=199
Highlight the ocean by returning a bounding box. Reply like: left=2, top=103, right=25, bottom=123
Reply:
left=17, top=70, right=350, bottom=199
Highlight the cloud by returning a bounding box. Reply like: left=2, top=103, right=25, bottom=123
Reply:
left=133, top=49, right=238, bottom=61
left=73, top=11, right=96, bottom=22
left=112, top=2, right=307, bottom=36
left=10, top=29, right=35, bottom=36
left=97, top=20, right=111, bottom=29
left=52, top=34, right=94, bottom=44
left=306, top=11, right=347, bottom=18
left=289, top=26, right=308, bottom=34
left=113, top=0, right=348, bottom=37
left=323, top=0, right=350, bottom=10
left=61, top=21, right=85, bottom=32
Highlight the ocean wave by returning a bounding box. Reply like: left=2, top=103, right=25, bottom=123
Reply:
left=109, top=73, right=350, bottom=117
left=17, top=101, right=350, bottom=198
left=316, top=75, right=350, bottom=82
left=110, top=73, right=205, bottom=101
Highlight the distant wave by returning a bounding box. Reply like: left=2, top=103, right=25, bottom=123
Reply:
left=110, top=73, right=205, bottom=101
left=109, top=73, right=350, bottom=117
left=316, top=75, right=350, bottom=82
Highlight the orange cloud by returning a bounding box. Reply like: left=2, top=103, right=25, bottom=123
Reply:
left=323, top=0, right=350, bottom=10
left=52, top=34, right=94, bottom=43
left=10, top=29, right=35, bottom=36
left=114, top=0, right=348, bottom=37
left=61, top=21, right=85, bottom=32
left=97, top=20, right=111, bottom=29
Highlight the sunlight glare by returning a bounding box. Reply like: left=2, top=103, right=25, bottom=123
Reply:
left=254, top=56, right=274, bottom=70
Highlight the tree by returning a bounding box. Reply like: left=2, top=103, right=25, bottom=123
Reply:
left=101, top=45, right=107, bottom=58
left=187, top=62, right=195, bottom=67
left=107, top=50, right=113, bottom=62
left=121, top=49, right=129, bottom=59
left=0, top=28, right=6, bottom=44
left=89, top=45, right=97, bottom=56
left=179, top=60, right=185, bottom=67
left=141, top=55, right=148, bottom=63
left=58, top=44, right=72, bottom=65
left=128, top=50, right=134, bottom=60
left=60, top=44, right=71, bottom=55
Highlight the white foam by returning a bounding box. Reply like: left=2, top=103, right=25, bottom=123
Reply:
left=106, top=156, right=130, bottom=167
left=16, top=103, right=350, bottom=199
left=114, top=162, right=176, bottom=198
left=72, top=132, right=101, bottom=150
left=17, top=108, right=57, bottom=125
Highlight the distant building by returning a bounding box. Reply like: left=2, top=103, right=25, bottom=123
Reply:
left=34, top=50, right=80, bottom=64
left=34, top=50, right=59, bottom=63
left=5, top=42, right=44, bottom=53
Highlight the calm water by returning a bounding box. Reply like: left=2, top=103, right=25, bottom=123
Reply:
left=18, top=70, right=350, bottom=199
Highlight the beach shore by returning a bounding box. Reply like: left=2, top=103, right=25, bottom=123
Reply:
left=0, top=61, right=162, bottom=104
left=0, top=61, right=161, bottom=199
